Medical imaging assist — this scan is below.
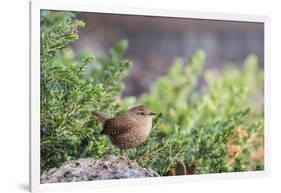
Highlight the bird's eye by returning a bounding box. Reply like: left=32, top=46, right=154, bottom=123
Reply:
left=138, top=112, right=145, bottom=115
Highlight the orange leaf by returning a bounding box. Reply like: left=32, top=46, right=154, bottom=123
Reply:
left=236, top=127, right=248, bottom=138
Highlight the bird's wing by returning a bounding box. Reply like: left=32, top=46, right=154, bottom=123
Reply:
left=101, top=117, right=133, bottom=136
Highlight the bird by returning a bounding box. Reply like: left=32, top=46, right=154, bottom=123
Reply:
left=92, top=105, right=155, bottom=162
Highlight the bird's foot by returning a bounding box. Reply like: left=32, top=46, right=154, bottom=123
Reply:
left=123, top=154, right=132, bottom=165
left=121, top=149, right=133, bottom=166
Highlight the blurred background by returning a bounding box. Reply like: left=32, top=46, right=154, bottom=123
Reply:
left=73, top=12, right=264, bottom=96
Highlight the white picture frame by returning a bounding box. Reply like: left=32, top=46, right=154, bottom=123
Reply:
left=29, top=1, right=270, bottom=192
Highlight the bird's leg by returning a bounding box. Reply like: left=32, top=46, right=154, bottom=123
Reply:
left=121, top=149, right=131, bottom=164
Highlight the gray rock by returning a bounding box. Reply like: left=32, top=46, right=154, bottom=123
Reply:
left=41, top=154, right=159, bottom=183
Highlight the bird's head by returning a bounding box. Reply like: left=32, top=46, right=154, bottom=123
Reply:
left=129, top=105, right=156, bottom=118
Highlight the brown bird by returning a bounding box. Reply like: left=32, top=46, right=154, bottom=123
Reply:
left=92, top=105, right=155, bottom=162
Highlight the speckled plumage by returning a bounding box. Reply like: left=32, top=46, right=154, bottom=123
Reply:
left=92, top=105, right=155, bottom=150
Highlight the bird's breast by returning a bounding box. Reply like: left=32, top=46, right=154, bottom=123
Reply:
left=111, top=117, right=153, bottom=149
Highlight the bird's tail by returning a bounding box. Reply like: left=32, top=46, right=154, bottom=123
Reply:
left=92, top=110, right=110, bottom=122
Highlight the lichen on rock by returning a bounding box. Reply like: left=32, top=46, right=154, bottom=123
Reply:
left=41, top=154, right=159, bottom=183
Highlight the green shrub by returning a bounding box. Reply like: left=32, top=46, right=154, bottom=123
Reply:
left=40, top=11, right=264, bottom=175
left=40, top=11, right=130, bottom=171
left=124, top=52, right=264, bottom=175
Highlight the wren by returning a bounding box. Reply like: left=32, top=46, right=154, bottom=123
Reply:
left=92, top=105, right=155, bottom=162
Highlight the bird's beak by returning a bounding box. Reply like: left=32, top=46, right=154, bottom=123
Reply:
left=149, top=112, right=156, bottom=116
